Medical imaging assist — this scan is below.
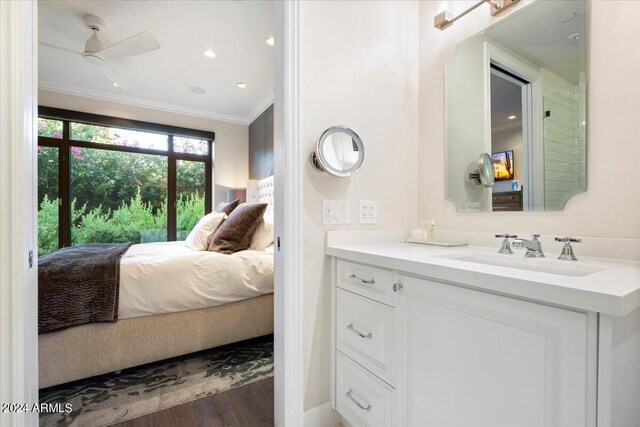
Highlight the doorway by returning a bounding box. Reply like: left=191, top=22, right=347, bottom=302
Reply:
left=490, top=64, right=532, bottom=211
left=0, top=1, right=304, bottom=426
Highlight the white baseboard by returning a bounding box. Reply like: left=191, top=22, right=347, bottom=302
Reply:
left=304, top=401, right=341, bottom=427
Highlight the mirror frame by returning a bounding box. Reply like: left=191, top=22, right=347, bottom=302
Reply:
left=310, top=125, right=365, bottom=177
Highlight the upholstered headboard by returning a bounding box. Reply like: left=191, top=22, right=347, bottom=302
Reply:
left=246, top=175, right=274, bottom=218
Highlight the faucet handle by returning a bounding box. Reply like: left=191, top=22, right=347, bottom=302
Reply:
left=555, top=236, right=582, bottom=243
left=496, top=234, right=516, bottom=254
left=531, top=234, right=541, bottom=239
left=555, top=237, right=581, bottom=261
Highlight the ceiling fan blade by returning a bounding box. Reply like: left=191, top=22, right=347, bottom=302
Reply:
left=39, top=41, right=82, bottom=57
left=98, top=31, right=160, bottom=61
left=96, top=62, right=130, bottom=90
left=39, top=3, right=89, bottom=45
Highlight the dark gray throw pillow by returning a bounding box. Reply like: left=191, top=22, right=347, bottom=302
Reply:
left=208, top=203, right=268, bottom=254
left=215, top=199, right=240, bottom=215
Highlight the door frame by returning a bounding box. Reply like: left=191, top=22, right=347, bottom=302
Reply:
left=485, top=42, right=543, bottom=210
left=0, top=1, right=304, bottom=426
left=0, top=1, right=39, bottom=426
left=489, top=65, right=532, bottom=210
left=274, top=1, right=305, bottom=426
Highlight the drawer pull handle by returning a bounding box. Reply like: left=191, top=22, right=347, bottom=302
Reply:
left=346, top=389, right=372, bottom=412
left=350, top=274, right=375, bottom=285
left=347, top=323, right=373, bottom=339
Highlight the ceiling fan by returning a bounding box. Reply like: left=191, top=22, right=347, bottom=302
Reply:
left=40, top=14, right=160, bottom=87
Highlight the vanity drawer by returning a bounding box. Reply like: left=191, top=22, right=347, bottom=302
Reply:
left=337, top=289, right=395, bottom=384
left=337, top=260, right=395, bottom=306
left=336, top=352, right=394, bottom=427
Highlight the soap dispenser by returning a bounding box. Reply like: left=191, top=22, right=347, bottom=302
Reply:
left=427, top=219, right=438, bottom=242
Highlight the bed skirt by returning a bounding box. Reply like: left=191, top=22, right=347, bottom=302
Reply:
left=39, top=294, right=274, bottom=389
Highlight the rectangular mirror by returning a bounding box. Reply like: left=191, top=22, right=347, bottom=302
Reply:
left=445, top=0, right=587, bottom=212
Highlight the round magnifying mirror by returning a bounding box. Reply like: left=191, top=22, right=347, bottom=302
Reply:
left=310, top=126, right=365, bottom=177
left=468, top=153, right=495, bottom=188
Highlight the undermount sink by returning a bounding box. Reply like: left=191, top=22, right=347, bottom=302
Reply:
left=436, top=252, right=604, bottom=277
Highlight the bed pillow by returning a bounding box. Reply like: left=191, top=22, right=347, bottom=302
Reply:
left=208, top=203, right=268, bottom=254
left=215, top=199, right=240, bottom=215
left=184, top=211, right=226, bottom=251
left=250, top=213, right=275, bottom=251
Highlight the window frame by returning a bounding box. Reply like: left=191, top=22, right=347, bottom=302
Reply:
left=37, top=106, right=215, bottom=248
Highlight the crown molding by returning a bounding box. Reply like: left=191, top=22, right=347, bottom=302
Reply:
left=38, top=80, right=263, bottom=126
left=245, top=93, right=274, bottom=124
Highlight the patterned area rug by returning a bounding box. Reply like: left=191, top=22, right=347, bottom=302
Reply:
left=39, top=335, right=273, bottom=427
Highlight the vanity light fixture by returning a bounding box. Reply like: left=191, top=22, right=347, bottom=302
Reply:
left=434, top=0, right=521, bottom=31
left=203, top=49, right=216, bottom=58
left=508, top=115, right=516, bottom=120
left=265, top=36, right=275, bottom=46
left=236, top=82, right=247, bottom=89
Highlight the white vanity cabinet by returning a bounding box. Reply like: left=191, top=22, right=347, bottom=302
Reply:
left=331, top=259, right=602, bottom=427
left=333, top=261, right=404, bottom=427
left=402, top=274, right=594, bottom=427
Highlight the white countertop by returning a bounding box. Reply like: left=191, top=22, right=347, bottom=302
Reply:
left=327, top=235, right=640, bottom=317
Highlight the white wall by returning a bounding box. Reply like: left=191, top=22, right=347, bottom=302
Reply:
left=38, top=89, right=249, bottom=204
left=301, top=0, right=419, bottom=410
left=419, top=0, right=640, bottom=239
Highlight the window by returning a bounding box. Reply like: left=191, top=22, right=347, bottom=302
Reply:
left=71, top=123, right=169, bottom=151
left=38, top=118, right=63, bottom=139
left=174, top=136, right=209, bottom=155
left=37, top=107, right=214, bottom=253
left=71, top=149, right=168, bottom=244
left=177, top=160, right=206, bottom=239
left=38, top=146, right=59, bottom=255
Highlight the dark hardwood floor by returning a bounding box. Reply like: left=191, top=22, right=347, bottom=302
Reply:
left=112, top=378, right=274, bottom=427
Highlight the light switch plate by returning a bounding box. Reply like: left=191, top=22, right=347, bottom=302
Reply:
left=323, top=200, right=350, bottom=225
left=359, top=200, right=377, bottom=224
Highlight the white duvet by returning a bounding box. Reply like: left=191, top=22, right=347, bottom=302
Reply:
left=118, top=241, right=274, bottom=319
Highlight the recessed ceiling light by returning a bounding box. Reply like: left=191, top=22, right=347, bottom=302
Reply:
left=112, top=82, right=119, bottom=87
left=203, top=49, right=216, bottom=58
left=265, top=36, right=275, bottom=46
left=236, top=82, right=247, bottom=89
left=189, top=86, right=206, bottom=94
left=508, top=115, right=516, bottom=120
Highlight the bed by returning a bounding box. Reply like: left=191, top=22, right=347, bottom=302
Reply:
left=38, top=176, right=275, bottom=389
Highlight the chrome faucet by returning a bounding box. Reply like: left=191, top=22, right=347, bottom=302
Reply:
left=555, top=237, right=582, bottom=261
left=495, top=234, right=517, bottom=254
left=512, top=234, right=545, bottom=258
